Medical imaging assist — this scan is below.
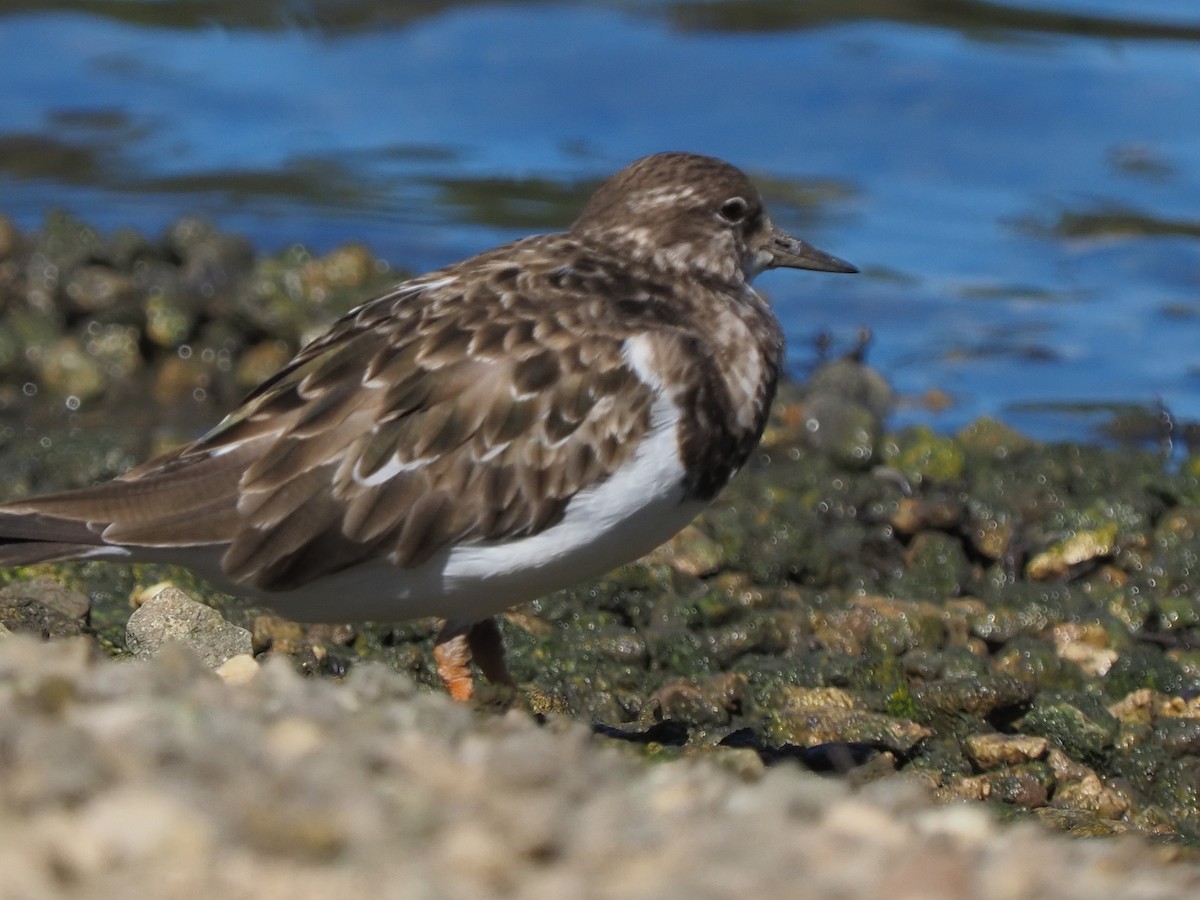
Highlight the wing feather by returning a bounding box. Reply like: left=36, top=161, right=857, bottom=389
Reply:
left=0, top=239, right=664, bottom=594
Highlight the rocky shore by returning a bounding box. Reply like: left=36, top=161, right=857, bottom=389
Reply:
left=4, top=211, right=1200, bottom=896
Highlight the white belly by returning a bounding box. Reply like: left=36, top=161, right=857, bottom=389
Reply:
left=129, top=334, right=703, bottom=625
left=262, top=391, right=699, bottom=624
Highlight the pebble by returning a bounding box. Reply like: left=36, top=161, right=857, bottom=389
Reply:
left=216, top=653, right=260, bottom=686
left=125, top=586, right=252, bottom=668
left=0, top=636, right=1197, bottom=897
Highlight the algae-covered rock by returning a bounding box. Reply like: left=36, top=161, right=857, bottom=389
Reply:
left=33, top=336, right=106, bottom=401
left=951, top=761, right=1054, bottom=808
left=652, top=673, right=746, bottom=729
left=1105, top=644, right=1195, bottom=700
left=890, top=530, right=972, bottom=602
left=910, top=674, right=1034, bottom=720
left=801, top=396, right=881, bottom=470
left=882, top=425, right=965, bottom=485
left=956, top=416, right=1035, bottom=464
left=766, top=685, right=931, bottom=753
left=1027, top=523, right=1119, bottom=580
left=1021, top=694, right=1119, bottom=764
left=992, top=634, right=1086, bottom=691
left=63, top=264, right=136, bottom=314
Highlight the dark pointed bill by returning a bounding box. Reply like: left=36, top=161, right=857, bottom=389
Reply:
left=768, top=230, right=858, bottom=274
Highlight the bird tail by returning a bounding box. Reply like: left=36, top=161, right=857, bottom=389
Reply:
left=0, top=507, right=112, bottom=566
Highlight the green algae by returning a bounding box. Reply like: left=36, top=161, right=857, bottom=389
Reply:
left=8, top=213, right=1200, bottom=842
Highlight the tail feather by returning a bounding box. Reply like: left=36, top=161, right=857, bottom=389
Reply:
left=0, top=541, right=116, bottom=566
left=0, top=509, right=109, bottom=567
left=0, top=439, right=252, bottom=554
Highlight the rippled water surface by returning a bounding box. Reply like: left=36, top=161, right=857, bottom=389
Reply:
left=2, top=0, right=1199, bottom=442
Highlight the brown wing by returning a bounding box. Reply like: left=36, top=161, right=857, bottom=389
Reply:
left=4, top=240, right=658, bottom=592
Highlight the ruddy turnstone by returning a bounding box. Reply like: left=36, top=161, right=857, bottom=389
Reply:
left=0, top=152, right=856, bottom=699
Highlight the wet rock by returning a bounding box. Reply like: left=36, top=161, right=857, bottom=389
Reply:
left=251, top=614, right=306, bottom=656
left=233, top=244, right=360, bottom=345
left=1051, top=622, right=1119, bottom=677
left=0, top=578, right=89, bottom=640
left=910, top=644, right=990, bottom=682
left=0, top=577, right=89, bottom=620
left=1047, top=748, right=1130, bottom=819
left=964, top=733, right=1049, bottom=769
left=82, top=322, right=143, bottom=383
left=644, top=524, right=725, bottom=577
left=845, top=595, right=944, bottom=658
left=1027, top=523, right=1118, bottom=580
left=652, top=673, right=746, bottom=729
left=1105, top=644, right=1194, bottom=700
left=805, top=358, right=894, bottom=421
left=801, top=396, right=881, bottom=469
left=63, top=264, right=136, bottom=314
left=965, top=517, right=1014, bottom=561
left=910, top=674, right=1034, bottom=719
left=300, top=243, right=378, bottom=293
left=99, top=225, right=155, bottom=271
left=143, top=289, right=201, bottom=348
left=705, top=612, right=790, bottom=667
left=952, top=762, right=1053, bottom=808
left=764, top=360, right=891, bottom=472
left=1021, top=695, right=1118, bottom=763
left=956, top=417, right=1036, bottom=464
left=1156, top=596, right=1200, bottom=633
left=33, top=336, right=106, bottom=401
left=1034, top=807, right=1129, bottom=836
left=1153, top=715, right=1200, bottom=757
left=31, top=210, right=102, bottom=296
left=883, top=425, right=965, bottom=485
left=305, top=622, right=357, bottom=648
left=165, top=217, right=255, bottom=300
left=126, top=586, right=252, bottom=668
left=1106, top=583, right=1155, bottom=634
left=992, top=635, right=1084, bottom=690
left=890, top=494, right=964, bottom=535
left=892, top=530, right=972, bottom=602
left=769, top=686, right=932, bottom=753
left=150, top=352, right=210, bottom=405
left=582, top=624, right=649, bottom=667
left=688, top=575, right=767, bottom=627
left=216, top=654, right=260, bottom=686
left=234, top=339, right=293, bottom=391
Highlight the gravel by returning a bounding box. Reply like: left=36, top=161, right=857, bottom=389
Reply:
left=1, top=634, right=1199, bottom=899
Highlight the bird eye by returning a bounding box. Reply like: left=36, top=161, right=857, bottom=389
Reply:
left=718, top=197, right=749, bottom=224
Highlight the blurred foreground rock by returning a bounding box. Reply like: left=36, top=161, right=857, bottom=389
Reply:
left=0, top=635, right=1199, bottom=899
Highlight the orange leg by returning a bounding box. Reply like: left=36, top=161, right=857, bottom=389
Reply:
left=433, top=627, right=475, bottom=702
left=434, top=618, right=515, bottom=702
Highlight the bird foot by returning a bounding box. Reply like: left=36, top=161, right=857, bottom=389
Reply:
left=434, top=617, right=515, bottom=702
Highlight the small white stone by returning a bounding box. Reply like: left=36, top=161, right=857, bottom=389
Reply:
left=216, top=653, right=260, bottom=685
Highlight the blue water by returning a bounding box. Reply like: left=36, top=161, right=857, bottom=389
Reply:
left=2, top=1, right=1199, bottom=443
